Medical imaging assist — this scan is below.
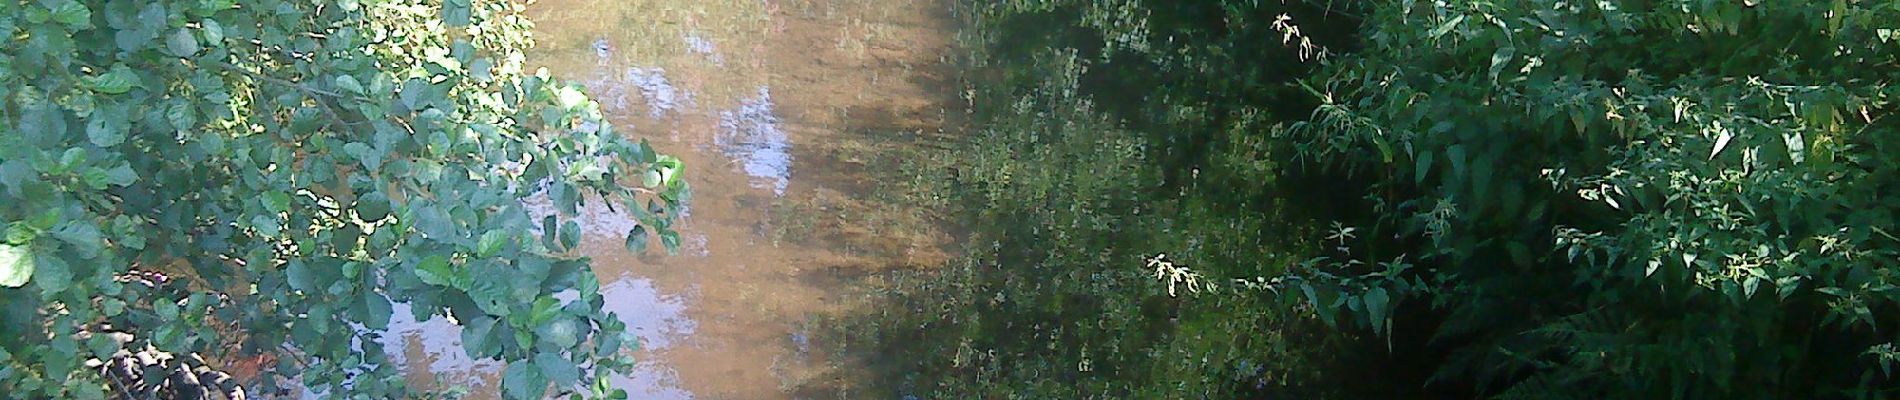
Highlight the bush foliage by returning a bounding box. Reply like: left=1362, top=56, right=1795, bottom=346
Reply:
left=0, top=0, right=687, bottom=398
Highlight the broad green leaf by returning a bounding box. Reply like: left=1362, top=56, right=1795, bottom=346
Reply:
left=528, top=296, right=559, bottom=325
left=537, top=317, right=580, bottom=349
left=443, top=0, right=473, bottom=27
left=155, top=296, right=178, bottom=320
left=478, top=230, right=508, bottom=258
left=85, top=333, right=119, bottom=360
left=642, top=170, right=663, bottom=188
left=51, top=221, right=103, bottom=259
left=414, top=255, right=454, bottom=287
left=356, top=191, right=391, bottom=221
left=87, top=65, right=137, bottom=94
left=362, top=290, right=393, bottom=330
left=559, top=221, right=580, bottom=250
left=0, top=243, right=33, bottom=287
left=201, top=18, right=224, bottom=44
left=469, top=58, right=494, bottom=82
left=334, top=75, right=364, bottom=95
left=86, top=111, right=126, bottom=147
left=625, top=225, right=648, bottom=253
left=659, top=229, right=681, bottom=255
left=250, top=215, right=281, bottom=237
left=287, top=260, right=317, bottom=292
left=4, top=223, right=35, bottom=245
left=501, top=360, right=547, bottom=400
left=31, top=251, right=71, bottom=294
left=461, top=316, right=501, bottom=359
left=49, top=0, right=91, bottom=29
left=1364, top=287, right=1390, bottom=335
left=102, top=164, right=136, bottom=187
left=1447, top=144, right=1467, bottom=179
left=82, top=168, right=114, bottom=190
left=262, top=191, right=291, bottom=214
left=535, top=352, right=579, bottom=388
left=167, top=28, right=200, bottom=57
left=344, top=142, right=383, bottom=172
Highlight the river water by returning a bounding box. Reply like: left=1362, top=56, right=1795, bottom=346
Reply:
left=379, top=0, right=960, bottom=398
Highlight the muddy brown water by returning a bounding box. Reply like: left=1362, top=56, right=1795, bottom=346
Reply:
left=376, top=0, right=960, bottom=398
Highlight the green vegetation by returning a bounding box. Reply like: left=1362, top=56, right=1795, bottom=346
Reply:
left=838, top=0, right=1900, bottom=399
left=0, top=0, right=687, bottom=398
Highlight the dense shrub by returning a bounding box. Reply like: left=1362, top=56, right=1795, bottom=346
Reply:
left=1282, top=1, right=1900, bottom=398
left=0, top=0, right=687, bottom=398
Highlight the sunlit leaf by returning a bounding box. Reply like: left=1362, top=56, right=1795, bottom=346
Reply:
left=0, top=243, right=33, bottom=287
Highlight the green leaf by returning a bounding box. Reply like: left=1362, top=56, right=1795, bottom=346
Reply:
left=86, top=111, right=127, bottom=147
left=1711, top=130, right=1733, bottom=160
left=356, top=191, right=391, bottom=221
left=414, top=255, right=454, bottom=287
left=659, top=229, right=681, bottom=255
left=1364, top=287, right=1391, bottom=335
left=537, top=317, right=580, bottom=349
left=0, top=243, right=33, bottom=287
left=262, top=191, right=291, bottom=214
left=201, top=18, right=224, bottom=44
left=250, top=214, right=281, bottom=237
left=344, top=142, right=383, bottom=172
left=82, top=167, right=113, bottom=190
left=443, top=0, right=473, bottom=27
left=559, top=221, right=580, bottom=250
left=1428, top=14, right=1465, bottom=40
left=528, top=296, right=559, bottom=325
left=1488, top=46, right=1516, bottom=81
left=49, top=0, right=92, bottom=29
left=625, top=225, right=648, bottom=253
left=1447, top=144, right=1468, bottom=179
left=51, top=221, right=103, bottom=259
left=155, top=297, right=178, bottom=320
left=166, top=28, right=200, bottom=57
left=536, top=352, right=579, bottom=388
left=502, top=361, right=547, bottom=400
left=362, top=290, right=393, bottom=330
left=469, top=58, right=494, bottom=82
left=5, top=223, right=36, bottom=245
left=334, top=75, right=364, bottom=95
left=287, top=260, right=317, bottom=292
left=102, top=164, right=137, bottom=187
left=87, top=64, right=138, bottom=94
left=478, top=230, right=508, bottom=258
left=85, top=332, right=120, bottom=360
left=461, top=316, right=500, bottom=359
left=642, top=170, right=662, bottom=188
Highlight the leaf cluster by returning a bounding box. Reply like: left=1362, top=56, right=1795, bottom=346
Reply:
left=0, top=0, right=688, bottom=398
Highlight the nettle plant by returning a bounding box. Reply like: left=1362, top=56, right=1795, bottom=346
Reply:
left=0, top=0, right=688, bottom=398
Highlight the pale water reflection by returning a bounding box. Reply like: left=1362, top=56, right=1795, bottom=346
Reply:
left=716, top=86, right=793, bottom=196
